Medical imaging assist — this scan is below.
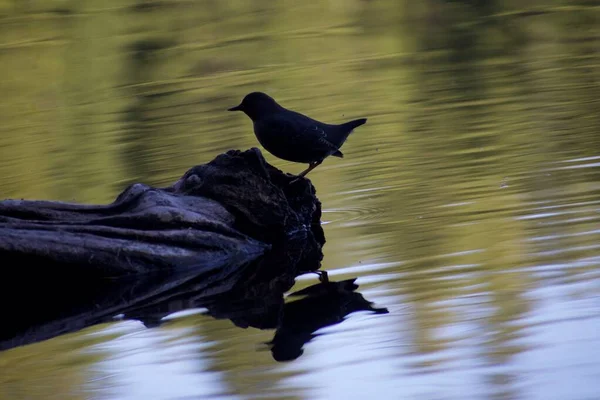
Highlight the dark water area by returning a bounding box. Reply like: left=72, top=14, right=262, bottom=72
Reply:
left=1, top=1, right=600, bottom=399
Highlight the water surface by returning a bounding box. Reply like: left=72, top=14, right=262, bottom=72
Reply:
left=1, top=1, right=599, bottom=399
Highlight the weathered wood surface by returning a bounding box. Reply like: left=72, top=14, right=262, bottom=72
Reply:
left=0, top=148, right=324, bottom=276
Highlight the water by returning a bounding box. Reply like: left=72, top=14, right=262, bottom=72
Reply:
left=1, top=1, right=600, bottom=399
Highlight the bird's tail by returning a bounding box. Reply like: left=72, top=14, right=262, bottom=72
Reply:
left=341, top=118, right=367, bottom=132
left=331, top=117, right=367, bottom=146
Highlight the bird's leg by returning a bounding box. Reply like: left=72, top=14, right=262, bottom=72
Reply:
left=298, top=161, right=322, bottom=178
left=289, top=161, right=322, bottom=184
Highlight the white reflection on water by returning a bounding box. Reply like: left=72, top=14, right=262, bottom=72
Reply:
left=84, top=270, right=599, bottom=400
left=91, top=322, right=238, bottom=400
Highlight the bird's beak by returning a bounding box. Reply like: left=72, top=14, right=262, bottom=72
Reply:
left=228, top=104, right=242, bottom=111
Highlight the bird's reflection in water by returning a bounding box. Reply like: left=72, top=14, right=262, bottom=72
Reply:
left=266, top=277, right=389, bottom=361
left=2, top=247, right=388, bottom=362
left=122, top=272, right=388, bottom=362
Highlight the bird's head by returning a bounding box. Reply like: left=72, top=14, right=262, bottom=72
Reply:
left=228, top=92, right=281, bottom=120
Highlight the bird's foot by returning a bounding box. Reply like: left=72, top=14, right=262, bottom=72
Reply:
left=315, top=270, right=329, bottom=283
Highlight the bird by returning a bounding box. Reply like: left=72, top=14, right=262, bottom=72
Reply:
left=228, top=92, right=367, bottom=181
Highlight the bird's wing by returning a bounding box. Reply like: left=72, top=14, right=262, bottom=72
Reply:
left=301, top=124, right=340, bottom=151
left=270, top=114, right=339, bottom=153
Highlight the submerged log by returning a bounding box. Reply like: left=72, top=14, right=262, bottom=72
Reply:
left=1, top=240, right=388, bottom=360
left=0, top=148, right=324, bottom=276
left=1, top=237, right=323, bottom=352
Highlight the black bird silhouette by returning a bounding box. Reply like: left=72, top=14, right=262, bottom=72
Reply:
left=228, top=92, right=367, bottom=180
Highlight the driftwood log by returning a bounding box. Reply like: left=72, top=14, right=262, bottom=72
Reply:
left=0, top=148, right=325, bottom=277
left=0, top=148, right=391, bottom=358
